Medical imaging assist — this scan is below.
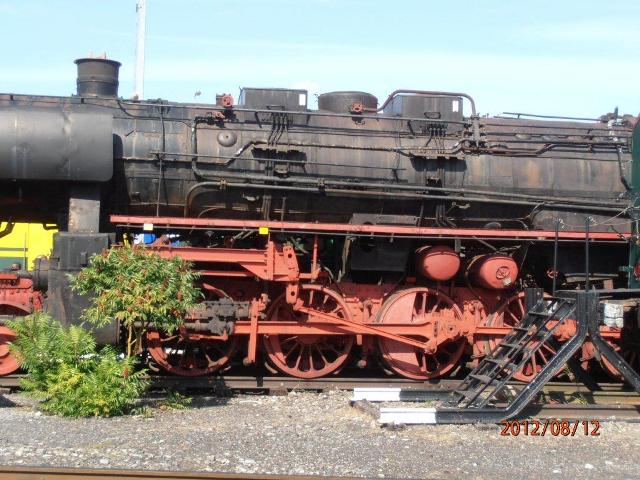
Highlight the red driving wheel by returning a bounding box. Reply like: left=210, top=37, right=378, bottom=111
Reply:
left=375, top=287, right=466, bottom=380
left=485, top=292, right=567, bottom=382
left=0, top=303, right=29, bottom=376
left=263, top=285, right=354, bottom=379
left=0, top=326, right=19, bottom=376
left=146, top=329, right=237, bottom=377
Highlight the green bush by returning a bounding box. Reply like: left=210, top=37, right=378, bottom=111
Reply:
left=7, top=312, right=95, bottom=395
left=7, top=312, right=148, bottom=417
left=71, top=244, right=201, bottom=356
left=42, top=347, right=147, bottom=417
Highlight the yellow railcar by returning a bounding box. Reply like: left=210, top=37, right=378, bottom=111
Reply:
left=0, top=222, right=57, bottom=270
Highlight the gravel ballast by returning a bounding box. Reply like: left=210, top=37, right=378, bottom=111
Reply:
left=0, top=390, right=639, bottom=479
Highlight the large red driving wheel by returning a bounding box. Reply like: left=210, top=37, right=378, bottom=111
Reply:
left=376, top=287, right=466, bottom=380
left=146, top=329, right=237, bottom=377
left=485, top=292, right=566, bottom=383
left=263, top=285, right=354, bottom=379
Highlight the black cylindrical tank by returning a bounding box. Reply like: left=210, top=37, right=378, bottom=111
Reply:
left=318, top=91, right=378, bottom=113
left=74, top=58, right=121, bottom=97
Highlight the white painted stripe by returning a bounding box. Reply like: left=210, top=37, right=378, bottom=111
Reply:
left=378, top=407, right=437, bottom=425
left=352, top=388, right=401, bottom=402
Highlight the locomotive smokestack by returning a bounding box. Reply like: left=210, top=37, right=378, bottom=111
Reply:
left=74, top=57, right=121, bottom=97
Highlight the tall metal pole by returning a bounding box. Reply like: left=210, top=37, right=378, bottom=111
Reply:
left=134, top=0, right=146, bottom=100
left=584, top=216, right=591, bottom=290
left=552, top=218, right=560, bottom=296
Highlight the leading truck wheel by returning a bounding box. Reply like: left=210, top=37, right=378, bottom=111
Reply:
left=375, top=288, right=466, bottom=380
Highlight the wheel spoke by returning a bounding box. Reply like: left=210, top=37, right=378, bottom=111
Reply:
left=541, top=343, right=556, bottom=355
left=314, top=345, right=329, bottom=365
left=530, top=353, right=538, bottom=375
left=321, top=293, right=330, bottom=308
left=430, top=299, right=443, bottom=314
left=307, top=347, right=315, bottom=371
left=322, top=342, right=341, bottom=355
left=308, top=290, right=315, bottom=307
left=293, top=348, right=304, bottom=370
left=284, top=342, right=302, bottom=360
left=507, top=310, right=519, bottom=325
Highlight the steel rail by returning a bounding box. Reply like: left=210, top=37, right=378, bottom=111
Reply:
left=0, top=466, right=359, bottom=480
left=2, top=374, right=638, bottom=399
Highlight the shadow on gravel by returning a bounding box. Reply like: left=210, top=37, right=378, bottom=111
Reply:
left=140, top=394, right=232, bottom=410
left=0, top=395, right=17, bottom=408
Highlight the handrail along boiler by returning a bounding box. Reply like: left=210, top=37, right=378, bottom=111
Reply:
left=0, top=57, right=638, bottom=381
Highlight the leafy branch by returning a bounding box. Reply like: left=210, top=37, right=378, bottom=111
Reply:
left=71, top=244, right=202, bottom=356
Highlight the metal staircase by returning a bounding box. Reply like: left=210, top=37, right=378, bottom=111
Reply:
left=450, top=293, right=575, bottom=409
left=430, top=290, right=595, bottom=424
left=375, top=287, right=640, bottom=425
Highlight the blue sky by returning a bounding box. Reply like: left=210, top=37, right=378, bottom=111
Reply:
left=1, top=0, right=638, bottom=117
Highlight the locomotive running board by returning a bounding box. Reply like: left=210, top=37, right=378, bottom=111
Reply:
left=110, top=215, right=629, bottom=242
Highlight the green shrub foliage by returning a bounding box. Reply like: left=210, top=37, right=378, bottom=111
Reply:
left=42, top=347, right=147, bottom=417
left=71, top=244, right=201, bottom=356
left=7, top=312, right=148, bottom=417
left=7, top=312, right=95, bottom=395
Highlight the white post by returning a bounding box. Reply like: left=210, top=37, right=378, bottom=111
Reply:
left=133, top=0, right=147, bottom=100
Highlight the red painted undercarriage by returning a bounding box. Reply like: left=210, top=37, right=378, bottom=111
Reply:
left=0, top=215, right=632, bottom=382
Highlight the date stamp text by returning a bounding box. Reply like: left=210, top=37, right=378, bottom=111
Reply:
left=500, top=419, right=601, bottom=436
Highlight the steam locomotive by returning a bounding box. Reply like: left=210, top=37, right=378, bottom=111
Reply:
left=0, top=57, right=637, bottom=381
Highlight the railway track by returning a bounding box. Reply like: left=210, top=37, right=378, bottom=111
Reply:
left=0, top=466, right=360, bottom=480
left=0, top=373, right=633, bottom=391
left=3, top=373, right=639, bottom=408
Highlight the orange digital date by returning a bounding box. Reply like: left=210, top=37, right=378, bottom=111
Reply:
left=500, top=419, right=601, bottom=436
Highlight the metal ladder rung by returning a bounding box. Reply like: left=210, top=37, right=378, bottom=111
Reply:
left=510, top=326, right=530, bottom=332
left=453, top=389, right=477, bottom=399
left=483, top=357, right=519, bottom=371
left=469, top=374, right=496, bottom=384
left=483, top=357, right=502, bottom=364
